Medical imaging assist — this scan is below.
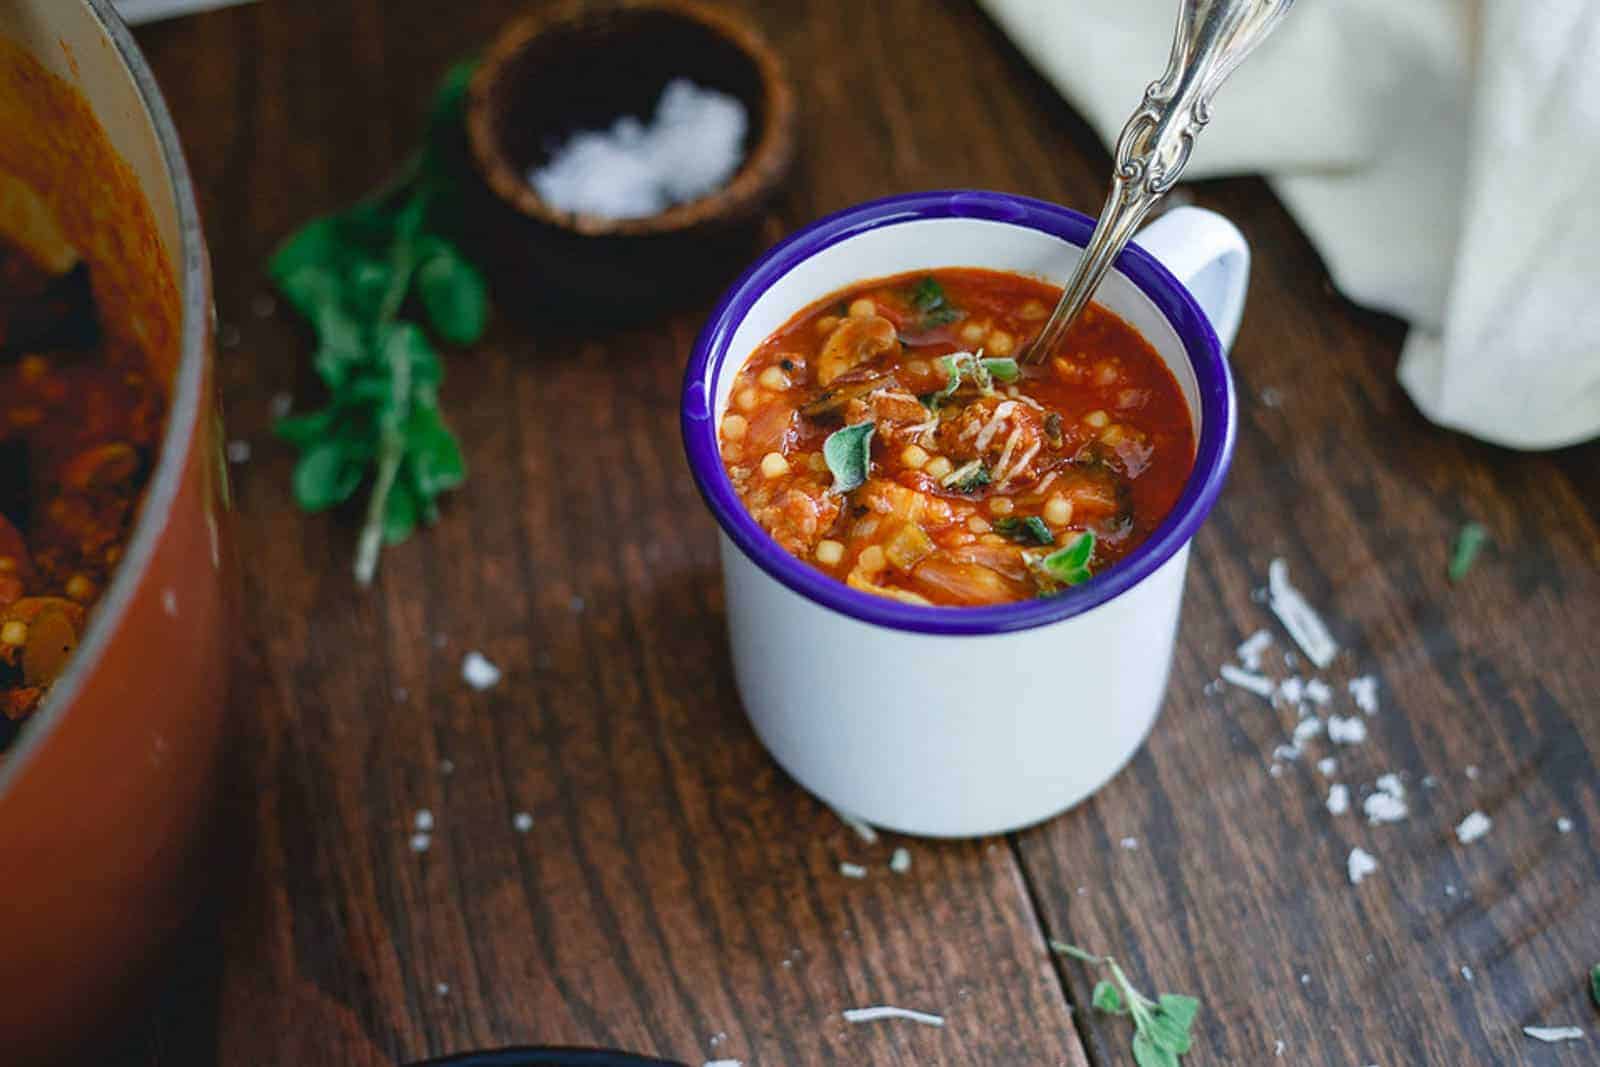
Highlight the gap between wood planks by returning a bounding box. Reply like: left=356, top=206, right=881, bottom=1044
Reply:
left=1006, top=833, right=1108, bottom=1065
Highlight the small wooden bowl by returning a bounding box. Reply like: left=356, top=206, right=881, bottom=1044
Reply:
left=466, top=0, right=797, bottom=312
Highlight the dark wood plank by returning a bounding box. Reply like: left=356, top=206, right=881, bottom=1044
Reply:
left=1014, top=174, right=1600, bottom=1065
left=129, top=1, right=1108, bottom=1063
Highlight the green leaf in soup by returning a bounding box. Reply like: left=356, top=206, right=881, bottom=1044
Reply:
left=943, top=460, right=991, bottom=493
left=1132, top=1031, right=1180, bottom=1067
left=981, top=356, right=1020, bottom=382
left=823, top=421, right=875, bottom=494
left=292, top=440, right=362, bottom=511
left=1038, top=530, right=1096, bottom=586
left=1092, top=979, right=1126, bottom=1015
left=416, top=239, right=490, bottom=345
left=994, top=515, right=1053, bottom=546
left=910, top=275, right=948, bottom=312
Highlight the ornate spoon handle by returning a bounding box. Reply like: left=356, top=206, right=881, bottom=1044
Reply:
left=1022, top=0, right=1296, bottom=364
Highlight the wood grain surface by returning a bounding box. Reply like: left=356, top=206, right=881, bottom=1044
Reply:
left=107, top=1, right=1598, bottom=1064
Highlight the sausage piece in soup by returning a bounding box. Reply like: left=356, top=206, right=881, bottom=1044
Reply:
left=717, top=268, right=1195, bottom=607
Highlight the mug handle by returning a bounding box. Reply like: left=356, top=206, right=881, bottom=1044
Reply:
left=1132, top=206, right=1250, bottom=355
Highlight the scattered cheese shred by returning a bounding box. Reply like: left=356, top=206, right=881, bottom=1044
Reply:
left=1347, top=846, right=1378, bottom=885
left=1317, top=757, right=1338, bottom=777
left=1220, top=664, right=1275, bottom=699
left=704, top=1060, right=744, bottom=1067
left=1304, top=678, right=1333, bottom=705
left=1327, top=715, right=1368, bottom=745
left=1327, top=784, right=1350, bottom=815
left=842, top=1006, right=946, bottom=1028
left=1237, top=629, right=1274, bottom=671
left=1363, top=791, right=1408, bottom=824
left=1348, top=675, right=1380, bottom=714
left=1522, top=1026, right=1585, bottom=1043
left=1267, top=558, right=1339, bottom=669
left=833, top=809, right=879, bottom=845
left=461, top=651, right=502, bottom=691
left=839, top=862, right=868, bottom=879
left=1455, top=811, right=1492, bottom=844
left=1557, top=817, right=1574, bottom=833
left=889, top=847, right=912, bottom=874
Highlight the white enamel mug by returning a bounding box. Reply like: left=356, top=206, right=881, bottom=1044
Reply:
left=682, top=192, right=1245, bottom=838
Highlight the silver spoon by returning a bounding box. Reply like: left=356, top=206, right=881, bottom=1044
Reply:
left=1022, top=0, right=1297, bottom=365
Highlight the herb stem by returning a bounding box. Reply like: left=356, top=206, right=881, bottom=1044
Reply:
left=353, top=193, right=427, bottom=585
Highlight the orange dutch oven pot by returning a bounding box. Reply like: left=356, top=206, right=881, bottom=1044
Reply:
left=0, top=0, right=230, bottom=1059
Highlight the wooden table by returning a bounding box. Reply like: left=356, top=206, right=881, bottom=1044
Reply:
left=116, top=2, right=1599, bottom=1064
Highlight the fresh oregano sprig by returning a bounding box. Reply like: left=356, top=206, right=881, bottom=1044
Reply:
left=1052, top=941, right=1200, bottom=1067
left=271, top=60, right=488, bottom=585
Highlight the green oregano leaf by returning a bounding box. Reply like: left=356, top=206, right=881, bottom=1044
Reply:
left=1037, top=530, right=1096, bottom=587
left=1590, top=963, right=1600, bottom=1011
left=271, top=60, right=486, bottom=587
left=981, top=357, right=1020, bottom=382
left=941, top=460, right=991, bottom=493
left=1448, top=520, right=1489, bottom=582
left=823, top=422, right=875, bottom=494
left=995, top=515, right=1053, bottom=546
left=1132, top=1031, right=1180, bottom=1067
left=1093, top=980, right=1126, bottom=1015
left=416, top=239, right=490, bottom=345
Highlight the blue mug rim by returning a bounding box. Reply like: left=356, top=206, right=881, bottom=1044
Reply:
left=680, top=190, right=1237, bottom=636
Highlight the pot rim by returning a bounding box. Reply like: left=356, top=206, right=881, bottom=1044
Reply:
left=679, top=190, right=1236, bottom=636
left=0, top=0, right=212, bottom=798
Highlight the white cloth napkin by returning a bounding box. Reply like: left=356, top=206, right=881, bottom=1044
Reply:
left=978, top=0, right=1600, bottom=450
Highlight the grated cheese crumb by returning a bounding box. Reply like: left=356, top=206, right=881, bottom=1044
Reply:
left=890, top=847, right=912, bottom=874
left=1347, top=846, right=1378, bottom=885
left=1522, top=1026, right=1585, bottom=1044
left=1237, top=629, right=1274, bottom=671
left=1557, top=817, right=1574, bottom=833
left=1278, top=675, right=1306, bottom=706
left=1274, top=1039, right=1285, bottom=1057
left=436, top=981, right=450, bottom=996
left=1460, top=965, right=1474, bottom=982
left=1304, top=678, right=1333, bottom=705
left=1220, top=663, right=1275, bottom=699
left=839, top=862, right=868, bottom=879
left=842, top=1006, right=945, bottom=1028
left=1293, top=716, right=1324, bottom=745
left=1267, top=558, right=1339, bottom=669
left=226, top=440, right=252, bottom=465
left=1455, top=810, right=1492, bottom=844
left=1348, top=675, right=1380, bottom=714
left=513, top=812, right=534, bottom=833
left=1120, top=836, right=1139, bottom=850
left=704, top=1060, right=743, bottom=1067
left=1375, top=773, right=1405, bottom=799
left=1363, top=791, right=1408, bottom=824
left=1327, top=715, right=1368, bottom=745
left=269, top=391, right=294, bottom=419
left=1317, top=757, right=1338, bottom=777
left=1465, top=764, right=1481, bottom=780
left=461, top=651, right=502, bottom=691
left=409, top=832, right=431, bottom=853
left=414, top=810, right=434, bottom=832
left=1327, top=784, right=1350, bottom=815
